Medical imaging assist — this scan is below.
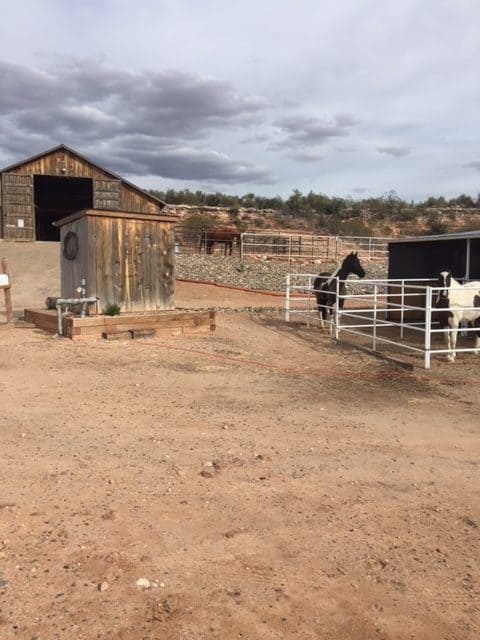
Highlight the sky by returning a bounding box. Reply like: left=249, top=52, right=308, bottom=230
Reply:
left=1, top=0, right=480, bottom=202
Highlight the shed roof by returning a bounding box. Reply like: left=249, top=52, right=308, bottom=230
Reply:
left=389, top=230, right=480, bottom=244
left=54, top=208, right=179, bottom=227
left=0, top=143, right=168, bottom=210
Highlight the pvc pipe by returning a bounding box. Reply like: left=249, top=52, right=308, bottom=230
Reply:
left=55, top=297, right=98, bottom=336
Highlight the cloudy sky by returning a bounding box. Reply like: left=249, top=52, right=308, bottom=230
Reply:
left=1, top=0, right=479, bottom=201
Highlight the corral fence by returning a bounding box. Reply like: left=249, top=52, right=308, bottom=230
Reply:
left=285, top=274, right=479, bottom=369
left=241, top=233, right=390, bottom=262
left=174, top=227, right=391, bottom=261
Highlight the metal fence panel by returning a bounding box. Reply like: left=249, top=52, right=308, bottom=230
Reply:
left=285, top=276, right=480, bottom=368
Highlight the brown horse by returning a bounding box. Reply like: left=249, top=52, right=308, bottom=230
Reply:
left=199, top=227, right=241, bottom=256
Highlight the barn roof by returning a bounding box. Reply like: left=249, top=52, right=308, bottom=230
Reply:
left=0, top=143, right=167, bottom=210
left=389, top=229, right=480, bottom=244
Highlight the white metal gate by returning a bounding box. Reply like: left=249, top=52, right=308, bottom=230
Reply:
left=285, top=275, right=480, bottom=369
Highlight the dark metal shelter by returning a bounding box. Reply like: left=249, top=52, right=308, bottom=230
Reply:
left=0, top=144, right=167, bottom=241
left=388, top=230, right=480, bottom=281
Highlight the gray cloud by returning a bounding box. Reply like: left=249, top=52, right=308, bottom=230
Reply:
left=376, top=145, right=411, bottom=158
left=287, top=151, right=324, bottom=163
left=0, top=60, right=272, bottom=184
left=464, top=160, right=480, bottom=172
left=97, top=139, right=274, bottom=184
left=272, top=113, right=357, bottom=149
left=2, top=1, right=480, bottom=201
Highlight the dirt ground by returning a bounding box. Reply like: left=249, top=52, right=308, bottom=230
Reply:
left=0, top=244, right=479, bottom=639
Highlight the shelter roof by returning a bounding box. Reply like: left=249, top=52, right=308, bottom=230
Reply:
left=389, top=230, right=480, bottom=244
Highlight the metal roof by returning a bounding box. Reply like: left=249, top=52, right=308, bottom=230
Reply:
left=0, top=143, right=167, bottom=210
left=389, top=230, right=480, bottom=244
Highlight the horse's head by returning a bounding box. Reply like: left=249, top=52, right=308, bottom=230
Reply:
left=344, top=251, right=366, bottom=279
left=436, top=269, right=451, bottom=305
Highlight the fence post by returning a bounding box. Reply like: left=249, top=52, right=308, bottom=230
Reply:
left=1, top=258, right=13, bottom=323
left=372, top=283, right=378, bottom=351
left=334, top=277, right=340, bottom=340
left=400, top=279, right=405, bottom=339
left=285, top=274, right=290, bottom=322
left=424, top=286, right=432, bottom=369
left=307, top=276, right=312, bottom=329
left=240, top=232, right=245, bottom=262
left=288, top=236, right=292, bottom=263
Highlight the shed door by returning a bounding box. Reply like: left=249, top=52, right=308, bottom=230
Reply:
left=2, top=173, right=35, bottom=240
left=93, top=178, right=121, bottom=210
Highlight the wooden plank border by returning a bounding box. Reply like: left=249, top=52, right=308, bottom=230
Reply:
left=24, top=309, right=216, bottom=340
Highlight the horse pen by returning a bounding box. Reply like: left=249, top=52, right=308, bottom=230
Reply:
left=0, top=241, right=479, bottom=640
left=285, top=272, right=480, bottom=368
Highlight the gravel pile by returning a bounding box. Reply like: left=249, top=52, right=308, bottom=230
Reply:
left=175, top=255, right=387, bottom=292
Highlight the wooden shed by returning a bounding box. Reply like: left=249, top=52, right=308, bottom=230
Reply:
left=0, top=144, right=167, bottom=241
left=56, top=209, right=178, bottom=313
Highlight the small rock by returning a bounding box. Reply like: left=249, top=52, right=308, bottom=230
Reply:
left=136, top=578, right=151, bottom=589
left=99, top=581, right=109, bottom=592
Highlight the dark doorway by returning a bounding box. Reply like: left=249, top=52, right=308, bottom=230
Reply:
left=34, top=175, right=93, bottom=240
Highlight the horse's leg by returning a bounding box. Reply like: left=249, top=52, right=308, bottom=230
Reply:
left=321, top=307, right=328, bottom=331
left=328, top=304, right=336, bottom=336
left=316, top=298, right=325, bottom=330
left=446, top=319, right=457, bottom=362
left=473, top=319, right=480, bottom=355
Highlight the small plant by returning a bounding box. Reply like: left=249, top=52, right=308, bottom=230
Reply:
left=104, top=302, right=121, bottom=316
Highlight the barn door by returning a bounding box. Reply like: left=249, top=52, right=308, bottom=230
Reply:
left=1, top=173, right=35, bottom=240
left=93, top=178, right=121, bottom=210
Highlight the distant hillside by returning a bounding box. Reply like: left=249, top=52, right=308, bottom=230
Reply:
left=167, top=203, right=480, bottom=237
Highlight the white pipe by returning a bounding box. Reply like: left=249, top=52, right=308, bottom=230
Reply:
left=55, top=297, right=98, bottom=336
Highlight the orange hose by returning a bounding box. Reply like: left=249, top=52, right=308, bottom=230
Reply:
left=176, top=278, right=305, bottom=297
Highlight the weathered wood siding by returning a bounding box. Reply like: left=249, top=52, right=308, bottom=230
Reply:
left=59, top=210, right=175, bottom=312
left=7, top=148, right=113, bottom=180
left=1, top=148, right=165, bottom=240
left=59, top=217, right=89, bottom=300
left=119, top=183, right=163, bottom=213
left=8, top=148, right=163, bottom=212
left=93, top=179, right=121, bottom=210
left=1, top=174, right=35, bottom=240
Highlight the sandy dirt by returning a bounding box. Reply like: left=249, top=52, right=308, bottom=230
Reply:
left=0, top=243, right=479, bottom=639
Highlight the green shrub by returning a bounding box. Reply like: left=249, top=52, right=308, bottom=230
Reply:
left=104, top=302, right=121, bottom=316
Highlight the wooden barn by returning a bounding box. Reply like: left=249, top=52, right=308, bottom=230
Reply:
left=0, top=144, right=167, bottom=241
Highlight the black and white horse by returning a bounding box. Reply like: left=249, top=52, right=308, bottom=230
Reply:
left=313, top=252, right=366, bottom=332
left=435, top=270, right=480, bottom=362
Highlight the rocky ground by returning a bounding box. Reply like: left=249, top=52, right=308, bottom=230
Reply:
left=175, top=255, right=388, bottom=292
